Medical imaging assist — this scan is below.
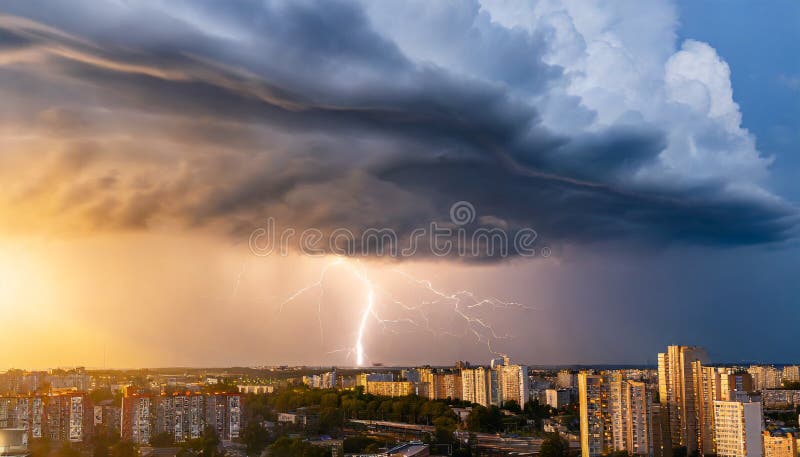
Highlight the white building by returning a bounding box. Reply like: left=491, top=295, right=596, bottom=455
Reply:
left=237, top=385, right=275, bottom=394
left=545, top=388, right=571, bottom=409
left=713, top=398, right=763, bottom=457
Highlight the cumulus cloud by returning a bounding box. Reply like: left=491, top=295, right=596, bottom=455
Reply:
left=0, top=0, right=795, bottom=257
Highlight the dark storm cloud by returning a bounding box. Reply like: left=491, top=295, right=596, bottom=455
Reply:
left=0, top=0, right=795, bottom=255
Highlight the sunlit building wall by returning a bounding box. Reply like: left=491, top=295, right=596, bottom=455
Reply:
left=658, top=345, right=707, bottom=455
left=461, top=367, right=489, bottom=407
left=579, top=372, right=612, bottom=457
left=713, top=398, right=762, bottom=457
left=763, top=430, right=797, bottom=457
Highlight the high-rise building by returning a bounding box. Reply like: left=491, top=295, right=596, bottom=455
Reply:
left=417, top=368, right=436, bottom=400
left=364, top=381, right=417, bottom=398
left=498, top=364, right=529, bottom=408
left=205, top=394, right=241, bottom=441
left=782, top=366, right=800, bottom=383
left=45, top=393, right=92, bottom=442
left=302, top=371, right=337, bottom=389
left=545, top=389, right=571, bottom=409
left=322, top=369, right=337, bottom=389
left=713, top=397, right=762, bottom=457
left=719, top=371, right=755, bottom=401
left=648, top=404, right=673, bottom=457
left=579, top=372, right=612, bottom=457
left=748, top=366, right=782, bottom=391
left=694, top=363, right=722, bottom=456
left=435, top=370, right=462, bottom=401
left=488, top=368, right=502, bottom=407
left=461, top=367, right=489, bottom=407
left=358, top=373, right=394, bottom=388
left=0, top=394, right=89, bottom=443
left=763, top=430, right=797, bottom=457
left=608, top=374, right=651, bottom=456
left=658, top=345, right=707, bottom=455
left=46, top=369, right=90, bottom=392
left=557, top=370, right=578, bottom=389
left=416, top=369, right=463, bottom=401
left=93, top=400, right=121, bottom=433
left=121, top=388, right=154, bottom=445
left=18, top=397, right=44, bottom=441
left=156, top=393, right=205, bottom=442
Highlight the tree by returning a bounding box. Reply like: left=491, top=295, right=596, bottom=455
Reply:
left=30, top=439, right=51, bottom=457
left=268, top=437, right=329, bottom=457
left=93, top=442, right=110, bottom=457
left=466, top=406, right=485, bottom=432
left=673, top=446, right=688, bottom=457
left=524, top=398, right=554, bottom=430
left=433, top=416, right=457, bottom=444
left=200, top=426, right=221, bottom=457
left=320, top=393, right=339, bottom=409
left=318, top=407, right=344, bottom=434
left=466, top=405, right=504, bottom=433
left=58, top=442, right=81, bottom=457
left=111, top=441, right=137, bottom=457
left=503, top=400, right=522, bottom=414
left=93, top=440, right=111, bottom=457
left=241, top=422, right=271, bottom=456
left=607, top=452, right=631, bottom=457
left=539, top=433, right=569, bottom=457
left=343, top=436, right=386, bottom=454
left=150, top=432, right=175, bottom=447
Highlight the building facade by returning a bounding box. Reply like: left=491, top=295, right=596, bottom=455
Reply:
left=205, top=394, right=241, bottom=441
left=156, top=393, right=205, bottom=442
left=461, top=368, right=489, bottom=407
left=658, top=345, right=707, bottom=455
left=0, top=395, right=87, bottom=443
left=579, top=372, right=612, bottom=457
left=121, top=390, right=154, bottom=445
left=713, top=399, right=762, bottom=457
left=498, top=364, right=529, bottom=409
left=608, top=377, right=651, bottom=456
left=763, top=430, right=797, bottom=457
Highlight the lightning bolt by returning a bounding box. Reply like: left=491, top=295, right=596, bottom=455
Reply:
left=355, top=287, right=374, bottom=366
left=275, top=257, right=534, bottom=365
left=230, top=260, right=249, bottom=301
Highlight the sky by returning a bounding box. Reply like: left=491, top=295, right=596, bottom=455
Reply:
left=0, top=0, right=798, bottom=369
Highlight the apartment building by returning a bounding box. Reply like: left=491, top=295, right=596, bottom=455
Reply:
left=713, top=397, right=762, bottom=457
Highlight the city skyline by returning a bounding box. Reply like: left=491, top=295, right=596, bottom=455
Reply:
left=4, top=345, right=799, bottom=457
left=1, top=0, right=799, bottom=369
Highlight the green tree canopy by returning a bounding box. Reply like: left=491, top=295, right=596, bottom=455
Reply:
left=268, top=437, right=329, bottom=457
left=539, top=433, right=569, bottom=457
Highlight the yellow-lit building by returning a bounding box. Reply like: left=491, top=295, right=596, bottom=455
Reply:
left=658, top=345, right=707, bottom=456
left=365, top=381, right=416, bottom=397
left=609, top=375, right=651, bottom=456
left=763, top=430, right=797, bottom=457
left=713, top=398, right=762, bottom=457
left=579, top=372, right=612, bottom=457
left=461, top=367, right=489, bottom=407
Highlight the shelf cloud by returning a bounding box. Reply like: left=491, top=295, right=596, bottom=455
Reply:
left=0, top=0, right=795, bottom=258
